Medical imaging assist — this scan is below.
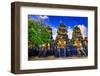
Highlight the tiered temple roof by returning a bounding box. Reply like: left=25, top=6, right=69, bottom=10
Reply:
left=72, top=26, right=83, bottom=42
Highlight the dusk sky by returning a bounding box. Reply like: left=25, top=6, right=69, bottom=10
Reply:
left=28, top=15, right=88, bottom=40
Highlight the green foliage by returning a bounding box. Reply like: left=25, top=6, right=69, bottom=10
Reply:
left=28, top=19, right=50, bottom=47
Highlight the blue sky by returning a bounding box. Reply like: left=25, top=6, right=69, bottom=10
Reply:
left=28, top=15, right=88, bottom=39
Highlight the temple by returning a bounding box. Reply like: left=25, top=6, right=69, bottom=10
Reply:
left=72, top=26, right=83, bottom=44
left=56, top=23, right=68, bottom=40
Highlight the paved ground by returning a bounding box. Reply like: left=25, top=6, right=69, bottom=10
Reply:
left=29, top=55, right=87, bottom=61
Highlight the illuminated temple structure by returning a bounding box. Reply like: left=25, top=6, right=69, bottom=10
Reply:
left=71, top=26, right=83, bottom=44
left=56, top=23, right=69, bottom=45
left=53, top=23, right=88, bottom=56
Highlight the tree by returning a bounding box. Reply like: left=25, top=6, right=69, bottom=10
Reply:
left=28, top=19, right=50, bottom=47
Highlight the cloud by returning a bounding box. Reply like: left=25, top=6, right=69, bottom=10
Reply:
left=78, top=24, right=88, bottom=38
left=51, top=27, right=57, bottom=40
left=39, top=15, right=48, bottom=19
left=67, top=26, right=73, bottom=39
